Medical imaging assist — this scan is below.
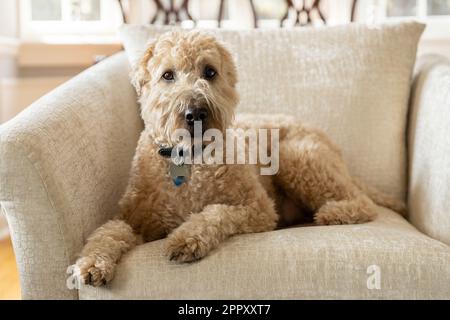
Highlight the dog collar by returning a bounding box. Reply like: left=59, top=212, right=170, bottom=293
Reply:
left=158, top=147, right=173, bottom=158
left=158, top=146, right=190, bottom=187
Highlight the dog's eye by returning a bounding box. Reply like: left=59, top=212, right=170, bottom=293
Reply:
left=203, top=66, right=217, bottom=80
left=162, top=71, right=175, bottom=81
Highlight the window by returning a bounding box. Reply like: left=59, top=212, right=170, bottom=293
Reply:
left=20, top=0, right=123, bottom=41
left=428, top=0, right=450, bottom=15
left=386, top=0, right=417, bottom=17
left=376, top=0, right=450, bottom=39
left=386, top=0, right=450, bottom=17
left=30, top=0, right=102, bottom=21
left=31, top=0, right=62, bottom=21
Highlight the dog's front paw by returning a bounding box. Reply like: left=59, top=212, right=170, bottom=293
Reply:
left=165, top=231, right=210, bottom=263
left=314, top=199, right=377, bottom=225
left=74, top=256, right=115, bottom=287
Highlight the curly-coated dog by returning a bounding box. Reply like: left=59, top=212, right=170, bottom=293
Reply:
left=74, top=30, right=405, bottom=287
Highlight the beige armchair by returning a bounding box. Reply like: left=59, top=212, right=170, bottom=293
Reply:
left=1, top=52, right=449, bottom=300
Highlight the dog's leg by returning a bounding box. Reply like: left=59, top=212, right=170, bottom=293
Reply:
left=313, top=195, right=377, bottom=225
left=165, top=198, right=278, bottom=263
left=276, top=134, right=377, bottom=225
left=74, top=219, right=140, bottom=286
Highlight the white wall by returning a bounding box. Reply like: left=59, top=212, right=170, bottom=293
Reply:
left=0, top=0, right=19, bottom=77
left=0, top=0, right=19, bottom=38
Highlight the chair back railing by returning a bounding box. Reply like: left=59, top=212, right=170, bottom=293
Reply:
left=117, top=0, right=359, bottom=28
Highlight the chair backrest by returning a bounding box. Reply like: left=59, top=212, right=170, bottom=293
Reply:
left=120, top=22, right=424, bottom=201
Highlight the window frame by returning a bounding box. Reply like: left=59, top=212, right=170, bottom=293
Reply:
left=19, top=0, right=122, bottom=41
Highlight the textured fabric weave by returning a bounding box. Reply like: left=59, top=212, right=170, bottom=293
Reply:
left=79, top=207, right=450, bottom=300
left=0, top=53, right=143, bottom=299
left=2, top=27, right=449, bottom=300
left=120, top=22, right=425, bottom=200
left=408, top=55, right=450, bottom=245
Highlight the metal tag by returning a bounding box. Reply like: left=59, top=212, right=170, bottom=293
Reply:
left=169, top=162, right=190, bottom=186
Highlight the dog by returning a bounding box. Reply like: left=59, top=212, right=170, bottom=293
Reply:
left=74, top=30, right=405, bottom=287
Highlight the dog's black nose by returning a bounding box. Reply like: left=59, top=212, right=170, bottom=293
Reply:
left=185, top=107, right=208, bottom=127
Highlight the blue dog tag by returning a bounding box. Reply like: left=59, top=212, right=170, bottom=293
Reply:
left=169, top=163, right=190, bottom=187
left=173, top=176, right=186, bottom=186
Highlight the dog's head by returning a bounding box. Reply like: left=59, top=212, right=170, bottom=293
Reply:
left=132, top=30, right=239, bottom=146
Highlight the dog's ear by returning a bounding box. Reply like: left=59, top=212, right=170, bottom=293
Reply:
left=131, top=40, right=156, bottom=97
left=217, top=42, right=238, bottom=88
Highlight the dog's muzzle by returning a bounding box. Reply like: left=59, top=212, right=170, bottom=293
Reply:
left=185, top=107, right=208, bottom=131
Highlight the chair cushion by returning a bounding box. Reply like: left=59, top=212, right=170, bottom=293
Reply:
left=119, top=22, right=424, bottom=201
left=79, top=207, right=450, bottom=299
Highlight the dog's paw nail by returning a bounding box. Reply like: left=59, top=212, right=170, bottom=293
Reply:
left=74, top=256, right=113, bottom=287
left=165, top=235, right=209, bottom=263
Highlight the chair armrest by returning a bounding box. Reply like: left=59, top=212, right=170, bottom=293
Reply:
left=0, top=52, right=143, bottom=299
left=408, top=54, right=450, bottom=245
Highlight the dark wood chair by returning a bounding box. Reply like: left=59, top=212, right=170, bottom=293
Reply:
left=117, top=0, right=359, bottom=27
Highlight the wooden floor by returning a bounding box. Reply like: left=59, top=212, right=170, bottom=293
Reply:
left=0, top=237, right=21, bottom=300
left=1, top=77, right=70, bottom=123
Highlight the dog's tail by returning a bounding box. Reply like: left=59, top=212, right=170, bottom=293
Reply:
left=353, top=178, right=407, bottom=216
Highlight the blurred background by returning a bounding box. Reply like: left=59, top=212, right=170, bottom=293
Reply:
left=0, top=0, right=449, bottom=300
left=1, top=0, right=450, bottom=124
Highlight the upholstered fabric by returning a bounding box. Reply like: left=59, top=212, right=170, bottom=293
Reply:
left=0, top=53, right=143, bottom=299
left=408, top=55, right=450, bottom=245
left=120, top=22, right=425, bottom=200
left=79, top=207, right=450, bottom=300
left=1, top=29, right=449, bottom=300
